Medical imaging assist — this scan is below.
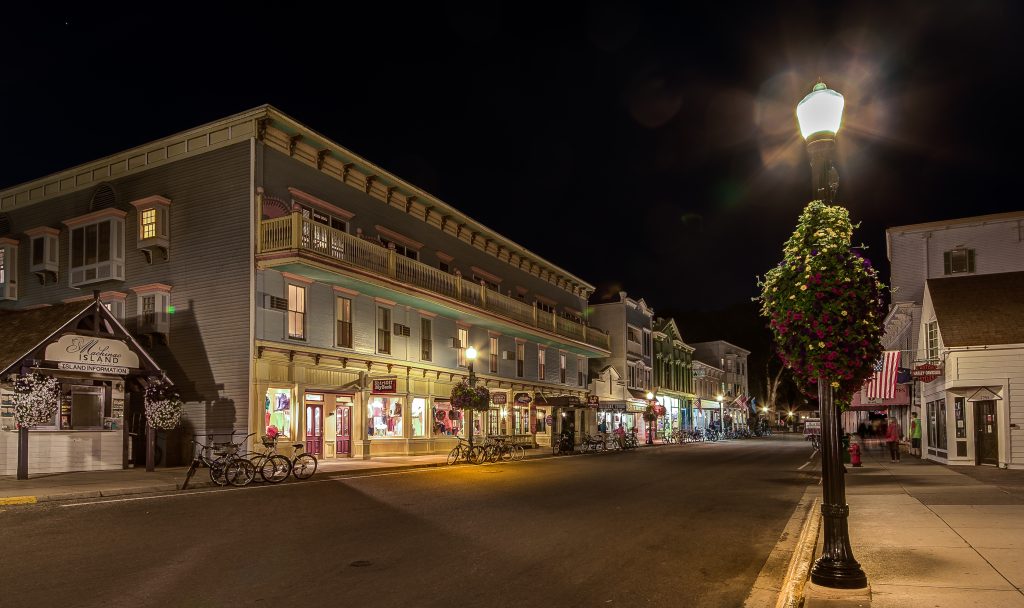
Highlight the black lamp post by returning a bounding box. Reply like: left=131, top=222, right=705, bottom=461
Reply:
left=645, top=391, right=655, bottom=444
left=797, top=81, right=868, bottom=589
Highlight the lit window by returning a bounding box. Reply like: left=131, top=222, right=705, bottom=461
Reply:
left=377, top=307, right=392, bottom=354
left=288, top=285, right=306, bottom=340
left=516, top=342, right=525, bottom=378
left=141, top=209, right=157, bottom=240
left=457, top=327, right=468, bottom=366
left=560, top=353, right=566, bottom=384
left=489, top=336, right=498, bottom=373
left=538, top=347, right=546, bottom=380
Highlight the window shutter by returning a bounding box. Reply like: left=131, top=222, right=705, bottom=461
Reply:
left=943, top=251, right=951, bottom=275
left=967, top=249, right=975, bottom=272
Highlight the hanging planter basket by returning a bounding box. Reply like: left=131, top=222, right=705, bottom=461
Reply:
left=13, top=373, right=61, bottom=428
left=144, top=378, right=184, bottom=431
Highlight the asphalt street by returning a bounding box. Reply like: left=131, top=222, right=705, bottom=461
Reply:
left=1, top=437, right=815, bottom=608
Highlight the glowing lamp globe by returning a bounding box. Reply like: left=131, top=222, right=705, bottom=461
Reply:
left=796, top=82, right=845, bottom=140
left=465, top=346, right=477, bottom=361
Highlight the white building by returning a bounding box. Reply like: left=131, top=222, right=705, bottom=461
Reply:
left=690, top=340, right=750, bottom=428
left=917, top=271, right=1024, bottom=468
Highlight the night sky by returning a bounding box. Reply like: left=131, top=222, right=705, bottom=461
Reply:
left=3, top=3, right=1021, bottom=361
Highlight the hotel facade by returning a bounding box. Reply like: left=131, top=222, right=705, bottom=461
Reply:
left=0, top=106, right=611, bottom=471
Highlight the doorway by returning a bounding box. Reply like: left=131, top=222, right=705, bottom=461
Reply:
left=336, top=405, right=351, bottom=457
left=305, top=399, right=323, bottom=457
left=974, top=400, right=998, bottom=466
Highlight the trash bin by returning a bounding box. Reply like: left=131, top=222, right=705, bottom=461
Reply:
left=841, top=434, right=851, bottom=464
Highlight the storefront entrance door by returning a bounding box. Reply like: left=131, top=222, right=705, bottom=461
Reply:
left=305, top=404, right=323, bottom=457
left=336, top=405, right=351, bottom=457
left=974, top=400, right=998, bottom=466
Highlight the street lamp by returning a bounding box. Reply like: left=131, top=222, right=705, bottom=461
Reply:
left=797, top=81, right=868, bottom=590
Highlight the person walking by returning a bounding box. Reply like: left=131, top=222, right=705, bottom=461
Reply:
left=886, top=417, right=903, bottom=463
left=909, top=412, right=922, bottom=457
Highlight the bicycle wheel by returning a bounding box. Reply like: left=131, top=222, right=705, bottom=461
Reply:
left=469, top=446, right=485, bottom=464
left=209, top=458, right=229, bottom=486
left=292, top=454, right=318, bottom=479
left=226, top=458, right=256, bottom=487
left=500, top=445, right=513, bottom=462
left=447, top=446, right=462, bottom=465
left=262, top=454, right=291, bottom=483
left=513, top=444, right=526, bottom=460
left=182, top=458, right=200, bottom=490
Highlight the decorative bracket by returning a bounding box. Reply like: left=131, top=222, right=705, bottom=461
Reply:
left=288, top=134, right=302, bottom=156
left=316, top=149, right=331, bottom=170
left=364, top=175, right=376, bottom=194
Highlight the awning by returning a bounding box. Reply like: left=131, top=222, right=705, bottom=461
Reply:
left=597, top=400, right=629, bottom=412
left=545, top=395, right=582, bottom=409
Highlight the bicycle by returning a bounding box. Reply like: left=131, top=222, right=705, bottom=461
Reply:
left=248, top=435, right=294, bottom=483
left=289, top=441, right=318, bottom=480
left=182, top=432, right=255, bottom=490
left=806, top=434, right=821, bottom=451
left=446, top=437, right=483, bottom=465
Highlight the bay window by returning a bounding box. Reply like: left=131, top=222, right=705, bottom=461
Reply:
left=130, top=195, right=170, bottom=262
left=64, top=209, right=126, bottom=287
left=0, top=237, right=18, bottom=300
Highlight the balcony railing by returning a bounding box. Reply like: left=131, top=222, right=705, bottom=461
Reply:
left=259, top=214, right=611, bottom=352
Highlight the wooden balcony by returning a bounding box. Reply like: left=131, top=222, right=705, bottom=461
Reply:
left=259, top=214, right=611, bottom=352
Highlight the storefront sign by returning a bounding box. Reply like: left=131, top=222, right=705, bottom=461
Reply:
left=514, top=392, right=532, bottom=404
left=601, top=402, right=627, bottom=412
left=491, top=392, right=508, bottom=405
left=545, top=415, right=553, bottom=426
left=587, top=395, right=600, bottom=408
left=57, top=361, right=130, bottom=375
left=912, top=363, right=942, bottom=383
left=804, top=417, right=821, bottom=435
left=45, top=335, right=139, bottom=369
left=967, top=387, right=1001, bottom=402
left=372, top=378, right=397, bottom=394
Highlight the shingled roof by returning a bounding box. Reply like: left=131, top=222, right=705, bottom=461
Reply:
left=927, top=271, right=1024, bottom=347
left=0, top=302, right=93, bottom=375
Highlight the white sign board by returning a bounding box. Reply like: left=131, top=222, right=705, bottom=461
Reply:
left=804, top=417, right=822, bottom=435
left=57, top=362, right=130, bottom=375
left=45, top=335, right=139, bottom=369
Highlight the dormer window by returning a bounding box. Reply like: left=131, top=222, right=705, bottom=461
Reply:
left=25, top=226, right=60, bottom=284
left=943, top=248, right=974, bottom=275
left=130, top=195, right=170, bottom=263
left=0, top=237, right=18, bottom=300
left=63, top=209, right=126, bottom=287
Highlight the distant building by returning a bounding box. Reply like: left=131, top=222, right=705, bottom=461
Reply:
left=691, top=360, right=725, bottom=431
left=586, top=292, right=654, bottom=439
left=690, top=340, right=751, bottom=428
left=652, top=317, right=695, bottom=434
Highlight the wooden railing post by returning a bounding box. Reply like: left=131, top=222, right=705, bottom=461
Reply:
left=533, top=302, right=538, bottom=327
left=454, top=271, right=463, bottom=300
left=480, top=280, right=487, bottom=308
left=290, top=210, right=302, bottom=251
left=387, top=247, right=397, bottom=278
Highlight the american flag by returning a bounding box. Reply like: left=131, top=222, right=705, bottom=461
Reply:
left=864, top=351, right=900, bottom=399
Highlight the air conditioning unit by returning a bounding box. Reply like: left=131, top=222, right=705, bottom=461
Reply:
left=449, top=337, right=462, bottom=348
left=393, top=323, right=411, bottom=337
left=264, top=294, right=288, bottom=311
left=502, top=350, right=516, bottom=360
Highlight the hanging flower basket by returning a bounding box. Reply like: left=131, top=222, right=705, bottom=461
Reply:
left=449, top=381, right=490, bottom=411
left=759, top=201, right=885, bottom=406
left=642, top=404, right=660, bottom=423
left=13, top=373, right=61, bottom=428
left=144, top=378, right=184, bottom=430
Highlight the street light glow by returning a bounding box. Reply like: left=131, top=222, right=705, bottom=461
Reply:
left=465, top=346, right=477, bottom=361
left=646, top=391, right=654, bottom=400
left=796, top=82, right=845, bottom=140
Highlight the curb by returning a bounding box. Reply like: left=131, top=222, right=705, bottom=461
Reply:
left=744, top=487, right=821, bottom=608
left=777, top=495, right=822, bottom=608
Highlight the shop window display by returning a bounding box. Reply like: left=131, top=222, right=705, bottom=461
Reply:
left=411, top=397, right=426, bottom=437
left=369, top=397, right=403, bottom=437
left=432, top=401, right=462, bottom=436
left=265, top=388, right=292, bottom=438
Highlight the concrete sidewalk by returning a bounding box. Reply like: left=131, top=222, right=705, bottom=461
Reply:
left=805, top=445, right=1024, bottom=607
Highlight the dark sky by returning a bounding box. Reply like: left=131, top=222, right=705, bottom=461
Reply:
left=3, top=2, right=1021, bottom=323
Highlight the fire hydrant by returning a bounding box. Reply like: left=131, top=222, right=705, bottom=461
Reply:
left=849, top=441, right=862, bottom=467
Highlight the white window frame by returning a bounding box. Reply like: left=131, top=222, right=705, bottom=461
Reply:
left=559, top=352, right=567, bottom=384
left=642, top=328, right=652, bottom=358
left=627, top=325, right=641, bottom=344
left=578, top=356, right=585, bottom=386
left=25, top=227, right=59, bottom=277
left=64, top=209, right=126, bottom=288
left=457, top=327, right=469, bottom=367
left=926, top=321, right=940, bottom=361
left=377, top=306, right=392, bottom=354
left=489, top=336, right=499, bottom=373
left=130, top=195, right=171, bottom=256
left=336, top=296, right=353, bottom=348
left=0, top=237, right=18, bottom=301
left=516, top=341, right=525, bottom=378
left=538, top=347, right=546, bottom=380
left=132, top=283, right=172, bottom=336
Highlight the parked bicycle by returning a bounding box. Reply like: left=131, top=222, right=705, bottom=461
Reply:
left=446, top=437, right=483, bottom=465
left=289, top=441, right=318, bottom=479
left=581, top=433, right=605, bottom=453
left=182, top=431, right=255, bottom=490
left=248, top=435, right=296, bottom=483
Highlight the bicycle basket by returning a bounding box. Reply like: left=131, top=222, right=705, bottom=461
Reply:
left=261, top=435, right=276, bottom=448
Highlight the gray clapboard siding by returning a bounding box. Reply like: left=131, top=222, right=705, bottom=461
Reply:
left=0, top=142, right=253, bottom=445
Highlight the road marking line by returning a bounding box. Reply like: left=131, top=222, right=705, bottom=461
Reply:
left=0, top=496, right=37, bottom=506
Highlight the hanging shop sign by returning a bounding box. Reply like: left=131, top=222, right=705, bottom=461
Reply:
left=587, top=395, right=600, bottom=408
left=45, top=335, right=140, bottom=370
left=56, top=362, right=130, bottom=375
left=514, top=392, right=532, bottom=404
left=912, top=363, right=942, bottom=383
left=491, top=392, right=508, bottom=405
left=372, top=378, right=398, bottom=394
left=803, top=417, right=822, bottom=435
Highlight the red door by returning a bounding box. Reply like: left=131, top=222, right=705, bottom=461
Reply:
left=305, top=404, right=323, bottom=457
left=336, top=406, right=351, bottom=456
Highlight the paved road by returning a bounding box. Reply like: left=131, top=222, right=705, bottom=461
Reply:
left=1, top=437, right=815, bottom=608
